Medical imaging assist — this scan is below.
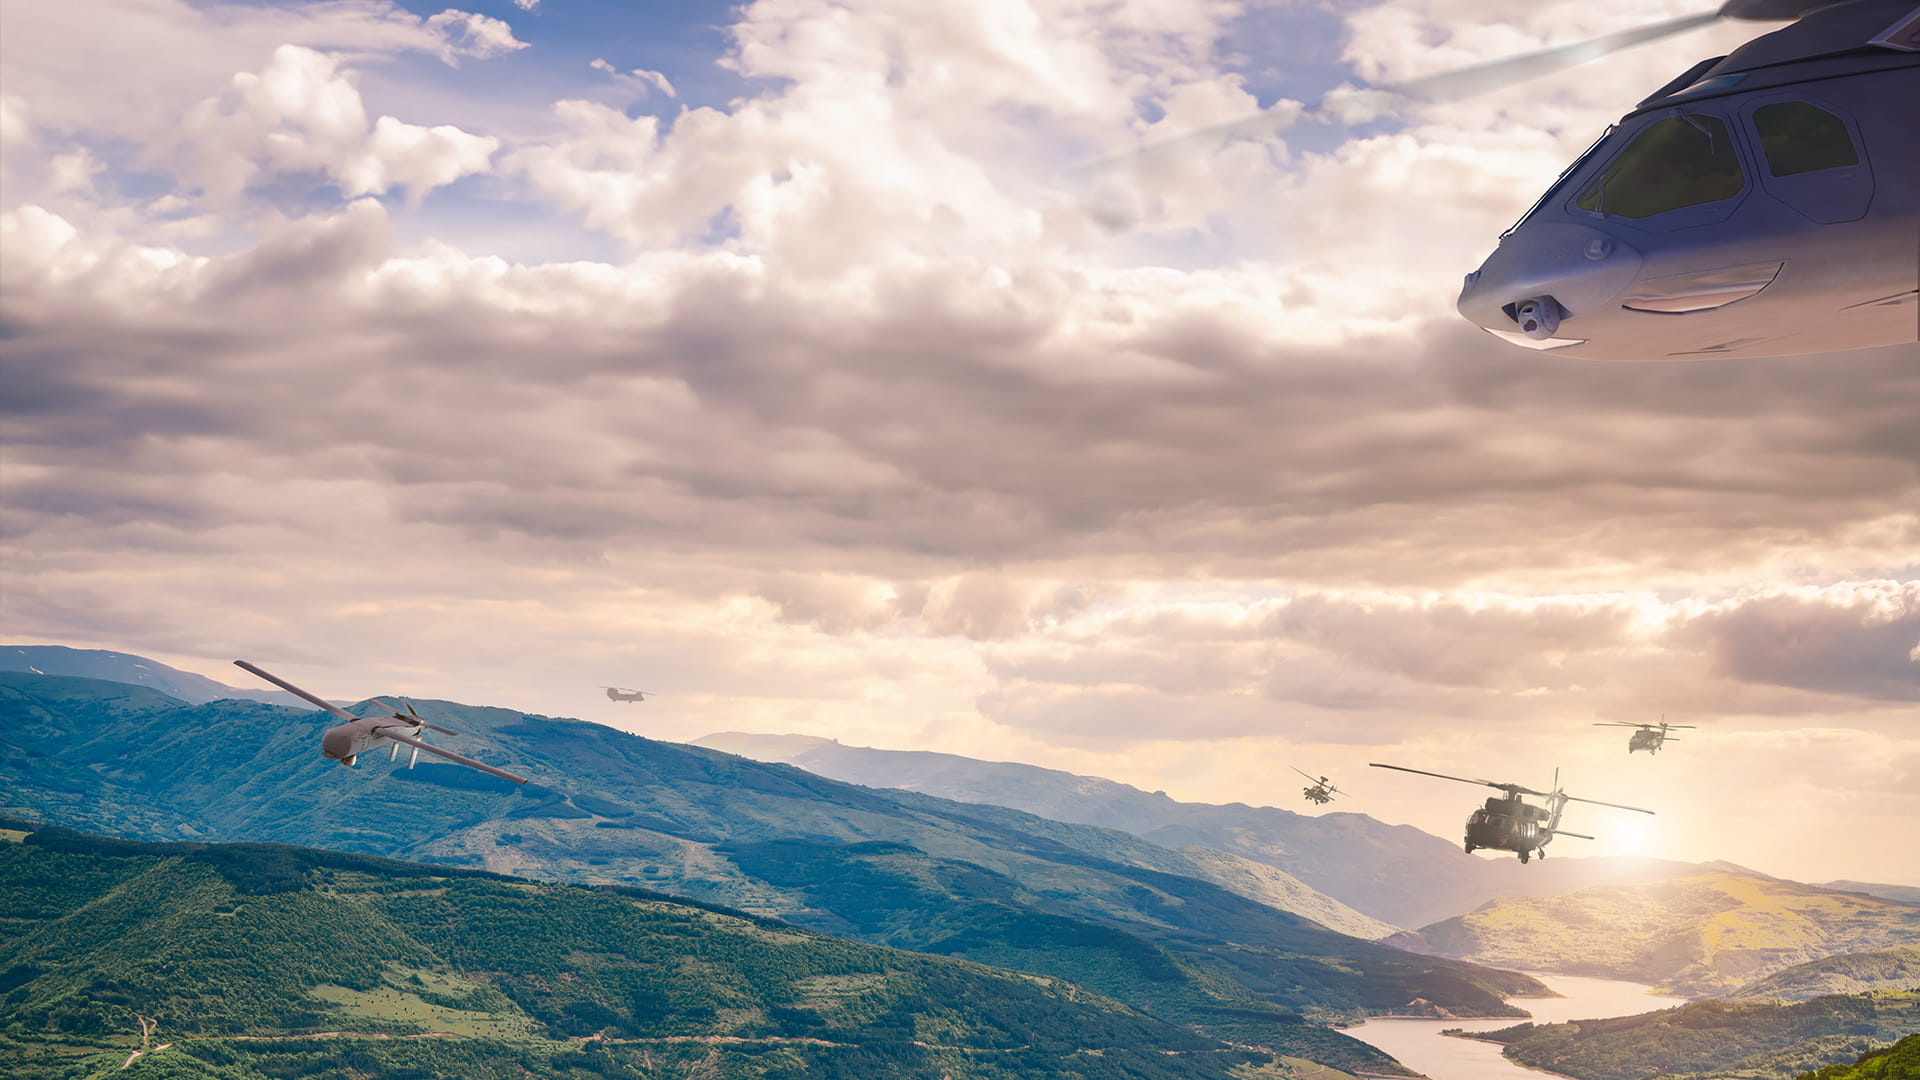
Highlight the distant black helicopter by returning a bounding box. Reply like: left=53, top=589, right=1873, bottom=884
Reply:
left=1291, top=767, right=1346, bottom=805
left=1595, top=717, right=1695, bottom=754
left=1371, top=763, right=1653, bottom=862
left=602, top=686, right=653, bottom=703
left=1455, top=0, right=1920, bottom=359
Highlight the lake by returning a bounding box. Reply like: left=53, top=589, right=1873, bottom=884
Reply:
left=1343, top=972, right=1688, bottom=1080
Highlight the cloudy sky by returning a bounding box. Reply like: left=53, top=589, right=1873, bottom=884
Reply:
left=4, top=0, right=1916, bottom=886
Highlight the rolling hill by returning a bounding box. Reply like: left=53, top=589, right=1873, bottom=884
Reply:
left=1388, top=871, right=1920, bottom=997
left=0, top=666, right=1548, bottom=1071
left=1728, top=947, right=1920, bottom=1002
left=0, top=645, right=319, bottom=709
left=1465, top=991, right=1920, bottom=1080
left=0, top=819, right=1284, bottom=1080
left=694, top=731, right=1726, bottom=929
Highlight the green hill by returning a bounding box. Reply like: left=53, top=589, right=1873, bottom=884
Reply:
left=1730, top=947, right=1920, bottom=1002
left=0, top=668, right=1545, bottom=1070
left=1795, top=1033, right=1920, bottom=1080
left=0, top=822, right=1303, bottom=1080
left=1466, top=991, right=1920, bottom=1080
left=1389, top=871, right=1920, bottom=996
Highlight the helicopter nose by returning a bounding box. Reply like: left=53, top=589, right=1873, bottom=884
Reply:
left=1459, top=224, right=1641, bottom=351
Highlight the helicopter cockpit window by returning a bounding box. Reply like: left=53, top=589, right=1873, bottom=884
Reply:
left=1753, top=102, right=1859, bottom=177
left=1575, top=114, right=1744, bottom=219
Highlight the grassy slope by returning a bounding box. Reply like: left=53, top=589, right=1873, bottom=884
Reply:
left=1393, top=871, right=1920, bottom=996
left=1729, top=946, right=1920, bottom=1002
left=1468, top=991, right=1920, bottom=1080
left=0, top=826, right=1276, bottom=1080
left=1793, top=1033, right=1920, bottom=1080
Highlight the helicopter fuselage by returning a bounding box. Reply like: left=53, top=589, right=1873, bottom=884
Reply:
left=1460, top=1, right=1920, bottom=360
left=1464, top=796, right=1557, bottom=860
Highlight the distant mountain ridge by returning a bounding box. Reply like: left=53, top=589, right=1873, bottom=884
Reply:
left=694, top=731, right=1733, bottom=928
left=1389, top=871, right=1920, bottom=998
left=1, top=645, right=323, bottom=709
left=0, top=665, right=1552, bottom=1073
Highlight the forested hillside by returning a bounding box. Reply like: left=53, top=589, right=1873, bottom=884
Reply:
left=1463, top=992, right=1920, bottom=1080
left=1729, top=947, right=1920, bottom=1002
left=0, top=669, right=1545, bottom=1070
left=0, top=823, right=1336, bottom=1080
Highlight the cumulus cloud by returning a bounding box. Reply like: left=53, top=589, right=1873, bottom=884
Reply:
left=2, top=0, right=1915, bottom=884
left=177, top=45, right=498, bottom=202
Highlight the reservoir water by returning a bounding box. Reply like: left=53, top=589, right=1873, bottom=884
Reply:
left=1343, top=972, right=1687, bottom=1080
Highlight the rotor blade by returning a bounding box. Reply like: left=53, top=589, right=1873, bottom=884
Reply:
left=1593, top=722, right=1639, bottom=728
left=1085, top=10, right=1721, bottom=172
left=381, top=731, right=527, bottom=784
left=1564, top=793, right=1656, bottom=815
left=1386, top=11, right=1723, bottom=105
left=1370, top=763, right=1510, bottom=791
left=1291, top=767, right=1322, bottom=782
left=234, top=661, right=359, bottom=721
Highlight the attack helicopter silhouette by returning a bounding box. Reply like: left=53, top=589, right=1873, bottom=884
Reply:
left=234, top=661, right=528, bottom=784
left=601, top=686, right=653, bottom=703
left=1371, top=763, right=1653, bottom=862
left=1596, top=716, right=1695, bottom=754
left=1103, top=0, right=1919, bottom=361
left=1291, top=767, right=1346, bottom=805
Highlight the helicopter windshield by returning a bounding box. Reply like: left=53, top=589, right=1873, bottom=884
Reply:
left=1576, top=114, right=1744, bottom=219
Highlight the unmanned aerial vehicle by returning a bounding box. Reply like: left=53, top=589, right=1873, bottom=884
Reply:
left=235, top=660, right=528, bottom=784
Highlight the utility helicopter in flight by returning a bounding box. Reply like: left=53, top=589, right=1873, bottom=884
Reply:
left=1596, top=717, right=1695, bottom=754
left=1111, top=0, right=1919, bottom=360
left=1371, top=763, right=1653, bottom=862
left=235, top=661, right=528, bottom=784
left=1292, top=767, right=1347, bottom=805
left=602, top=686, right=653, bottom=703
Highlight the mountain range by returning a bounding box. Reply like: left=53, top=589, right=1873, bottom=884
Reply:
left=0, top=663, right=1550, bottom=1073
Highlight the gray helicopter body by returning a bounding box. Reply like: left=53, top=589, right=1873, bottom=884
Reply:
left=1459, top=0, right=1920, bottom=360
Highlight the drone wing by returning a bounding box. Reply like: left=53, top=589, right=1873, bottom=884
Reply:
left=234, top=661, right=359, bottom=721
left=378, top=729, right=528, bottom=785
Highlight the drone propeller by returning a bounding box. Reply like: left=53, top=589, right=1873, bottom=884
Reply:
left=363, top=696, right=459, bottom=736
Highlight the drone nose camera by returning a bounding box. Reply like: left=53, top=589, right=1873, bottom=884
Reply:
left=1514, top=296, right=1563, bottom=339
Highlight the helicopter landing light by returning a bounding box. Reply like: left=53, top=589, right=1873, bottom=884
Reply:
left=1481, top=327, right=1588, bottom=350
left=1621, top=261, right=1784, bottom=313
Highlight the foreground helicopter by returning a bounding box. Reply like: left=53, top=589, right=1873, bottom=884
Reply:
left=1371, top=763, right=1653, bottom=862
left=602, top=686, right=653, bottom=703
left=1457, top=0, right=1920, bottom=360
left=1108, top=0, right=1918, bottom=360
left=1292, top=767, right=1346, bottom=805
left=1596, top=717, right=1696, bottom=754
left=235, top=661, right=528, bottom=784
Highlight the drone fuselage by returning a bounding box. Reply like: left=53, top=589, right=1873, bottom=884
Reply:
left=321, top=717, right=409, bottom=765
left=1460, top=2, right=1920, bottom=360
